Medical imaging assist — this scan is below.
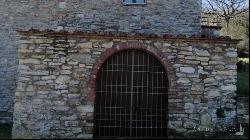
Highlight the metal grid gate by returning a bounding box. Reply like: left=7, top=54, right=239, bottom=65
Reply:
left=94, top=49, right=169, bottom=138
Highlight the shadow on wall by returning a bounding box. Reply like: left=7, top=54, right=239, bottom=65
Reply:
left=0, top=123, right=12, bottom=139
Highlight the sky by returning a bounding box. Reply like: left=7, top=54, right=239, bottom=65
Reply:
left=201, top=0, right=249, bottom=10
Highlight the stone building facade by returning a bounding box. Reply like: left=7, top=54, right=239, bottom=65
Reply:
left=1, top=0, right=202, bottom=125
left=0, top=0, right=241, bottom=139
left=13, top=31, right=239, bottom=138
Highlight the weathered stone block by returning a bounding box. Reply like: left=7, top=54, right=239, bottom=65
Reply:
left=194, top=48, right=210, bottom=56
left=55, top=84, right=68, bottom=90
left=168, top=121, right=183, bottom=129
left=177, top=78, right=191, bottom=84
left=102, top=42, right=113, bottom=48
left=19, top=59, right=40, bottom=64
left=60, top=70, right=72, bottom=75
left=216, top=71, right=236, bottom=76
left=33, top=39, right=53, bottom=44
left=207, top=90, right=220, bottom=98
left=61, top=90, right=69, bottom=94
left=67, top=60, right=79, bottom=65
left=225, top=65, right=237, bottom=70
left=78, top=42, right=93, bottom=53
left=19, top=47, right=33, bottom=53
left=179, top=51, right=193, bottom=55
left=77, top=105, right=94, bottom=113
left=191, top=84, right=204, bottom=91
left=56, top=75, right=71, bottom=84
left=68, top=94, right=80, bottom=99
left=48, top=62, right=62, bottom=66
left=184, top=103, right=195, bottom=113
left=41, top=75, right=56, bottom=80
left=201, top=114, right=212, bottom=128
left=204, top=78, right=215, bottom=83
left=185, top=56, right=196, bottom=60
left=196, top=57, right=209, bottom=62
left=214, top=47, right=223, bottom=52
left=31, top=55, right=45, bottom=59
left=209, top=61, right=225, bottom=65
left=180, top=67, right=195, bottom=74
left=220, top=85, right=237, bottom=91
left=60, top=115, right=77, bottom=121
left=169, top=99, right=182, bottom=103
left=183, top=121, right=197, bottom=129
left=34, top=81, right=47, bottom=85
left=62, top=65, right=73, bottom=70
left=53, top=106, right=70, bottom=111
left=225, top=52, right=237, bottom=58
left=65, top=121, right=79, bottom=127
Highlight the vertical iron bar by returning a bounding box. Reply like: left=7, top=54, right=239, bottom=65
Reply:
left=136, top=51, right=139, bottom=137
left=104, top=60, right=108, bottom=136
left=129, top=50, right=135, bottom=137
left=119, top=50, right=123, bottom=137
left=110, top=54, right=114, bottom=137
left=151, top=62, right=154, bottom=137
left=99, top=64, right=103, bottom=136
left=125, top=50, right=128, bottom=136
left=141, top=52, right=144, bottom=137
left=161, top=70, right=163, bottom=136
left=94, top=50, right=168, bottom=138
left=115, top=55, right=118, bottom=137
left=146, top=53, right=149, bottom=136
left=156, top=67, right=159, bottom=136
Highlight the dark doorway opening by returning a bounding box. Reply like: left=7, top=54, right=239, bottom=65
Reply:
left=94, top=49, right=169, bottom=138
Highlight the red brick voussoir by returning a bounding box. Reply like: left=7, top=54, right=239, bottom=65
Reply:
left=84, top=41, right=177, bottom=105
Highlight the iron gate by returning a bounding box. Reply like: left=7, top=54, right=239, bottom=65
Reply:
left=94, top=49, right=169, bottom=138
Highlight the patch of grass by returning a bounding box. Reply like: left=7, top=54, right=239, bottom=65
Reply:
left=239, top=58, right=249, bottom=63
left=0, top=123, right=12, bottom=139
left=237, top=63, right=249, bottom=96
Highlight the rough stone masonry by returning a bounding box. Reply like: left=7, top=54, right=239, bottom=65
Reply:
left=0, top=0, right=201, bottom=125
left=12, top=31, right=239, bottom=138
left=0, top=0, right=241, bottom=139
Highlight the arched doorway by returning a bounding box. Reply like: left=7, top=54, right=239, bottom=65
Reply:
left=93, top=49, right=169, bottom=138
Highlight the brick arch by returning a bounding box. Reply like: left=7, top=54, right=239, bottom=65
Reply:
left=84, top=42, right=176, bottom=105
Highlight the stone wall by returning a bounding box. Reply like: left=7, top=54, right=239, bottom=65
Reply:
left=1, top=0, right=202, bottom=36
left=12, top=31, right=239, bottom=138
left=0, top=23, right=18, bottom=124
left=0, top=0, right=202, bottom=124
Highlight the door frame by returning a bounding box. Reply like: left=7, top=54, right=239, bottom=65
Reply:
left=83, top=42, right=177, bottom=137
